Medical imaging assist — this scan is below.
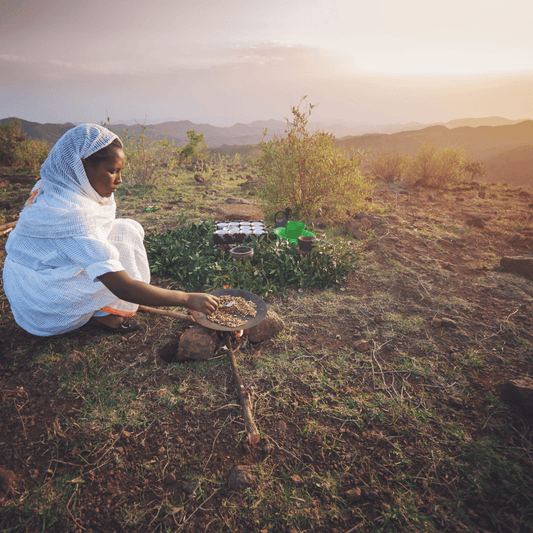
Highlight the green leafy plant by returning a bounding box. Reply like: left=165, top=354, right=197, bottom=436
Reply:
left=144, top=221, right=359, bottom=297
left=254, top=97, right=374, bottom=223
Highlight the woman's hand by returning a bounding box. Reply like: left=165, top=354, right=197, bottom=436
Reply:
left=185, top=293, right=219, bottom=315
left=98, top=271, right=219, bottom=313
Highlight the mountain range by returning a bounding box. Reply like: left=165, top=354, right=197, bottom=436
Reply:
left=2, top=116, right=532, bottom=186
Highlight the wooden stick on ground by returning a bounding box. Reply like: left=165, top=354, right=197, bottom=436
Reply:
left=224, top=332, right=260, bottom=445
left=137, top=305, right=193, bottom=322
left=0, top=221, right=17, bottom=236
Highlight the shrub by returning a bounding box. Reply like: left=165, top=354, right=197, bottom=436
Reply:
left=0, top=119, right=49, bottom=170
left=178, top=130, right=208, bottom=163
left=368, top=150, right=411, bottom=180
left=254, top=97, right=374, bottom=223
left=103, top=119, right=178, bottom=185
left=408, top=143, right=484, bottom=188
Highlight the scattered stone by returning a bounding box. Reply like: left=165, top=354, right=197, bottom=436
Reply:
left=51, top=351, right=87, bottom=376
left=351, top=229, right=369, bottom=240
left=181, top=481, right=195, bottom=494
left=163, top=473, right=176, bottom=486
left=291, top=474, right=303, bottom=486
left=277, top=420, right=288, bottom=433
left=354, top=339, right=370, bottom=352
left=361, top=486, right=380, bottom=501
left=345, top=487, right=362, bottom=502
left=227, top=465, right=256, bottom=492
left=302, top=454, right=314, bottom=463
left=501, top=377, right=533, bottom=415
left=466, top=215, right=485, bottom=228
left=446, top=396, right=465, bottom=410
left=194, top=173, right=206, bottom=183
left=431, top=317, right=442, bottom=328
left=0, top=467, right=16, bottom=496
left=245, top=310, right=284, bottom=343
left=224, top=197, right=255, bottom=205
left=500, top=256, right=533, bottom=279
left=175, top=326, right=219, bottom=361
left=214, top=203, right=265, bottom=222
left=441, top=317, right=457, bottom=328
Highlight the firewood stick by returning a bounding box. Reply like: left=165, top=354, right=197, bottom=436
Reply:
left=0, top=227, right=14, bottom=236
left=225, top=332, right=260, bottom=445
left=137, top=305, right=193, bottom=322
left=0, top=221, right=17, bottom=235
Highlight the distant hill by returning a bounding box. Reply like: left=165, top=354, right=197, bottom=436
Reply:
left=0, top=117, right=76, bottom=143
left=2, top=116, right=532, bottom=186
left=4, top=116, right=530, bottom=148
left=337, top=121, right=533, bottom=186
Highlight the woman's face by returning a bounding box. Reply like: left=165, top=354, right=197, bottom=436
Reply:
left=84, top=147, right=126, bottom=198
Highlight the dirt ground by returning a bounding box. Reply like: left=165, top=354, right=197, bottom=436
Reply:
left=1, top=174, right=533, bottom=532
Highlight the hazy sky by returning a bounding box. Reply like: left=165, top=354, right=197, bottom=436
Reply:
left=1, top=0, right=533, bottom=126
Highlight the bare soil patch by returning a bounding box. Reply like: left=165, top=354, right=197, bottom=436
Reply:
left=1, top=172, right=532, bottom=532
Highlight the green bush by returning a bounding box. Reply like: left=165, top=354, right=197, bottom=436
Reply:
left=408, top=143, right=484, bottom=188
left=0, top=119, right=49, bottom=170
left=254, top=98, right=374, bottom=223
left=144, top=221, right=358, bottom=298
left=367, top=150, right=411, bottom=180
left=178, top=130, right=208, bottom=163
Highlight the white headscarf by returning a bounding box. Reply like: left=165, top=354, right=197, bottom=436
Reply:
left=15, top=124, right=121, bottom=238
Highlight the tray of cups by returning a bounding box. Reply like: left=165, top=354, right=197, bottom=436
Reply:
left=213, top=221, right=267, bottom=244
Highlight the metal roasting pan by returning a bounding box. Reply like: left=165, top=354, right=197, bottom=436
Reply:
left=190, top=288, right=268, bottom=331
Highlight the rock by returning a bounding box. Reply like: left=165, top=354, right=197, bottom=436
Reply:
left=51, top=351, right=87, bottom=375
left=352, top=229, right=369, bottom=240
left=501, top=377, right=533, bottom=415
left=0, top=468, right=16, bottom=496
left=181, top=481, right=195, bottom=494
left=500, top=256, right=533, bottom=279
left=354, top=339, right=370, bottom=352
left=214, top=204, right=265, bottom=222
left=291, top=474, right=303, bottom=486
left=277, top=420, right=288, bottom=433
left=163, top=473, right=176, bottom=486
left=194, top=173, right=205, bottom=183
left=224, top=197, right=255, bottom=205
left=227, top=465, right=256, bottom=492
left=441, top=317, right=457, bottom=328
left=245, top=310, right=284, bottom=343
left=345, top=487, right=362, bottom=502
left=431, top=317, right=442, bottom=328
left=176, top=326, right=219, bottom=361
left=345, top=218, right=372, bottom=234
left=466, top=215, right=485, bottom=228
left=361, top=486, right=380, bottom=501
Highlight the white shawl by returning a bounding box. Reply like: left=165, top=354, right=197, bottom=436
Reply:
left=15, top=123, right=119, bottom=238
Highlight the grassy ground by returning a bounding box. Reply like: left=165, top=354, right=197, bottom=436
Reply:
left=1, top=162, right=533, bottom=532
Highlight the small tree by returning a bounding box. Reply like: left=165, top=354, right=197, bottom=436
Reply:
left=178, top=130, right=208, bottom=163
left=254, top=97, right=374, bottom=223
